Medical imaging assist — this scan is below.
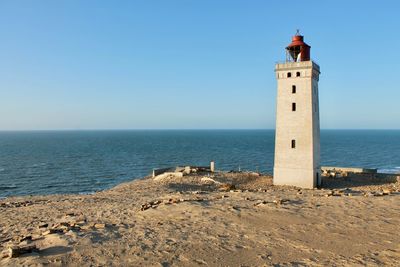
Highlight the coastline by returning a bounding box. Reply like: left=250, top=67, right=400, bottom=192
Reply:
left=2, top=129, right=400, bottom=198
left=1, top=172, right=400, bottom=266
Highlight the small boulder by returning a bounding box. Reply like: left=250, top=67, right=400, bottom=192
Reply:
left=42, top=229, right=55, bottom=236
left=254, top=200, right=267, bottom=207
left=6, top=244, right=39, bottom=258
left=201, top=177, right=219, bottom=185
left=94, top=223, right=106, bottom=229
left=218, top=183, right=235, bottom=191
left=382, top=189, right=391, bottom=195
left=183, top=166, right=191, bottom=175
left=38, top=223, right=48, bottom=229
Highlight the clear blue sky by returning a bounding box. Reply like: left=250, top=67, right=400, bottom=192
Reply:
left=1, top=0, right=399, bottom=130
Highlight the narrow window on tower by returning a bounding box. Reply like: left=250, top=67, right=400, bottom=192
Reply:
left=291, top=140, right=296, bottom=149
left=296, top=71, right=301, bottom=77
left=287, top=72, right=291, bottom=78
left=292, top=85, right=296, bottom=94
left=292, top=102, right=296, bottom=111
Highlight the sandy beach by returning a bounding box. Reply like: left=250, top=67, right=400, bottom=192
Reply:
left=1, top=172, right=400, bottom=266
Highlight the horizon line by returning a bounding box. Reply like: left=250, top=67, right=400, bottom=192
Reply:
left=1, top=128, right=400, bottom=132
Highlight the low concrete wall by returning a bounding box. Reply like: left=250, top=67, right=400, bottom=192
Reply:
left=153, top=172, right=184, bottom=181
left=152, top=165, right=212, bottom=178
left=321, top=166, right=399, bottom=184
left=153, top=167, right=175, bottom=177
left=346, top=173, right=399, bottom=183
left=321, top=166, right=377, bottom=174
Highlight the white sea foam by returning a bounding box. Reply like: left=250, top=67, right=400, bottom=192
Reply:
left=378, top=168, right=400, bottom=174
left=79, top=191, right=96, bottom=195
left=0, top=184, right=18, bottom=190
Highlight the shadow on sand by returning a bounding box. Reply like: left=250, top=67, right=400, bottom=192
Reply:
left=321, top=174, right=398, bottom=189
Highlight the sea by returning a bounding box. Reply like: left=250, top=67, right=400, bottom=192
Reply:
left=0, top=130, right=399, bottom=198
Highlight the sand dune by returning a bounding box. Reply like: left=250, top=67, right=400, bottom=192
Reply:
left=1, top=172, right=399, bottom=266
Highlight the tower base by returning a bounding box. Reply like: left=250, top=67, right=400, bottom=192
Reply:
left=273, top=167, right=321, bottom=189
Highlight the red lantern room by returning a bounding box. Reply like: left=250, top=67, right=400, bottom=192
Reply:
left=286, top=30, right=310, bottom=62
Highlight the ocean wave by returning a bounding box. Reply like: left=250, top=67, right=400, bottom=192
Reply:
left=0, top=185, right=18, bottom=190
left=30, top=163, right=47, bottom=168
left=378, top=168, right=400, bottom=174
left=42, top=185, right=58, bottom=189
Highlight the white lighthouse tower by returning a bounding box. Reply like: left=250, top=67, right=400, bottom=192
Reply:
left=273, top=32, right=321, bottom=189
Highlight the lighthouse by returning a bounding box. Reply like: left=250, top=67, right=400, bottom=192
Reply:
left=273, top=32, right=321, bottom=189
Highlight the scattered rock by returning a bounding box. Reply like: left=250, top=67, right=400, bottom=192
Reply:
left=140, top=203, right=152, bottom=211
left=31, top=234, right=42, bottom=241
left=79, top=225, right=93, bottom=231
left=141, top=200, right=162, bottom=211
left=183, top=166, right=191, bottom=175
left=254, top=200, right=267, bottom=207
left=218, top=183, right=236, bottom=191
left=332, top=191, right=343, bottom=196
left=42, top=229, right=59, bottom=236
left=170, top=198, right=180, bottom=204
left=94, top=223, right=106, bottom=229
left=0, top=237, right=12, bottom=244
left=273, top=199, right=281, bottom=205
left=273, top=199, right=290, bottom=205
left=163, top=199, right=172, bottom=205
left=19, top=235, right=33, bottom=243
left=75, top=220, right=86, bottom=226
left=191, top=191, right=207, bottom=195
left=5, top=244, right=39, bottom=258
left=201, top=177, right=220, bottom=185
left=54, top=222, right=70, bottom=230
left=324, top=191, right=333, bottom=197
left=382, top=189, right=391, bottom=195
left=38, top=223, right=48, bottom=229
left=174, top=167, right=185, bottom=172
